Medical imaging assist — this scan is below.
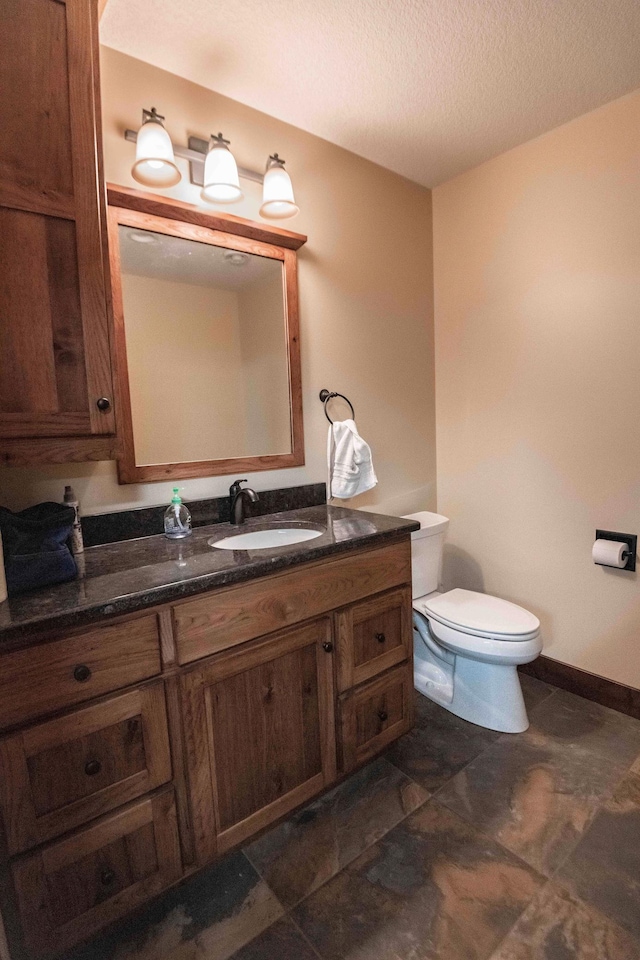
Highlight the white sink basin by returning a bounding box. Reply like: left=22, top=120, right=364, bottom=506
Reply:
left=211, top=527, right=323, bottom=550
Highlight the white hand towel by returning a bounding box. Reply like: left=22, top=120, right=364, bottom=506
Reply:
left=327, top=419, right=377, bottom=500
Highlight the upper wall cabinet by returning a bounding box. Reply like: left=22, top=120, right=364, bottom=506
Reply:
left=0, top=0, right=116, bottom=467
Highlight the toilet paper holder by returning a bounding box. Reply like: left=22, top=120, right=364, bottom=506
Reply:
left=594, top=530, right=637, bottom=572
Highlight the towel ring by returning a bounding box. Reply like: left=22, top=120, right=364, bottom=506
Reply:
left=319, top=389, right=355, bottom=424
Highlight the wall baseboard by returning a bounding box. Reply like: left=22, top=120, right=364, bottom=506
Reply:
left=520, top=656, right=640, bottom=721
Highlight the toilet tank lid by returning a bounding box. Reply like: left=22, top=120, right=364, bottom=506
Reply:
left=402, top=511, right=449, bottom=539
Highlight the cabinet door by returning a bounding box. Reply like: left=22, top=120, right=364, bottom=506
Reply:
left=0, top=0, right=115, bottom=452
left=182, top=618, right=337, bottom=862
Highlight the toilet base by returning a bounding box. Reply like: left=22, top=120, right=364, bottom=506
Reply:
left=414, top=643, right=530, bottom=733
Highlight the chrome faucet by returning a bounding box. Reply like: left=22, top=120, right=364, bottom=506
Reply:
left=229, top=479, right=259, bottom=525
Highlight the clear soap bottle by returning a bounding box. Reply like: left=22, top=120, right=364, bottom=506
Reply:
left=164, top=488, right=192, bottom=540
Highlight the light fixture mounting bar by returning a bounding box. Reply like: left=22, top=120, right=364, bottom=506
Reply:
left=124, top=130, right=264, bottom=188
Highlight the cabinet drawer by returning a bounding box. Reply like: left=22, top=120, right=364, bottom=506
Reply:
left=0, top=615, right=161, bottom=730
left=174, top=540, right=411, bottom=664
left=12, top=789, right=182, bottom=958
left=336, top=586, right=412, bottom=692
left=0, top=683, right=172, bottom=855
left=339, top=662, right=414, bottom=772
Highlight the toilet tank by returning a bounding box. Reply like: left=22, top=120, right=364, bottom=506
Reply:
left=402, top=511, right=450, bottom=599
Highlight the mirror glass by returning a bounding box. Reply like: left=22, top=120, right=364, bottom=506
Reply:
left=118, top=224, right=291, bottom=465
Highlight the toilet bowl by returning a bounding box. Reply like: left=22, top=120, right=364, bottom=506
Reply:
left=402, top=512, right=542, bottom=733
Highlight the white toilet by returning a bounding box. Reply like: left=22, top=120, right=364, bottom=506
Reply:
left=402, top=511, right=542, bottom=733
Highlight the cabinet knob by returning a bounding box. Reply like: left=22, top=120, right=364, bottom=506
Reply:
left=377, top=709, right=388, bottom=722
left=84, top=759, right=102, bottom=777
left=96, top=397, right=111, bottom=412
left=322, top=641, right=334, bottom=653
left=73, top=664, right=91, bottom=683
left=375, top=632, right=386, bottom=644
left=100, top=869, right=115, bottom=886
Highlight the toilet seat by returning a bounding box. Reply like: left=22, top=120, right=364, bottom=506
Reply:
left=414, top=588, right=540, bottom=642
left=417, top=615, right=543, bottom=666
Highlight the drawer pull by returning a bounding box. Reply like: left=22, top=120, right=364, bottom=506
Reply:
left=100, top=868, right=115, bottom=886
left=322, top=641, right=334, bottom=653
left=375, top=632, right=386, bottom=644
left=84, top=759, right=102, bottom=777
left=378, top=709, right=388, bottom=722
left=73, top=664, right=92, bottom=683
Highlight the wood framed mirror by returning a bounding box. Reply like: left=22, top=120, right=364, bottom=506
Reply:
left=107, top=186, right=306, bottom=483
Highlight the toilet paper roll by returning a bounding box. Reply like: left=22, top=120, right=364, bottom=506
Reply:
left=592, top=538, right=628, bottom=568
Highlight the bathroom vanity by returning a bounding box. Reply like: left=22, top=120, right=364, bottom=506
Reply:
left=0, top=507, right=417, bottom=958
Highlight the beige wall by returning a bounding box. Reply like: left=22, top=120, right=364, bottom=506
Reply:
left=122, top=275, right=249, bottom=463
left=0, top=46, right=435, bottom=518
left=433, top=89, right=640, bottom=688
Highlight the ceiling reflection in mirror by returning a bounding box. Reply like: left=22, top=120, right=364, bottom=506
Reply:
left=118, top=225, right=291, bottom=466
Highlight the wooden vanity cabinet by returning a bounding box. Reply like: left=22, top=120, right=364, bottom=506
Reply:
left=0, top=539, right=414, bottom=958
left=0, top=0, right=116, bottom=466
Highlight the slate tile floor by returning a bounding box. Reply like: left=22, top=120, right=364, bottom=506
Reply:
left=63, top=675, right=640, bottom=960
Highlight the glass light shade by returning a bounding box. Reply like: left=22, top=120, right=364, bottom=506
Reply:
left=132, top=118, right=181, bottom=187
left=259, top=161, right=299, bottom=220
left=201, top=142, right=243, bottom=203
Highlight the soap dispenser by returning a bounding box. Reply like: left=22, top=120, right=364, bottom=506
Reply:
left=164, top=488, right=192, bottom=540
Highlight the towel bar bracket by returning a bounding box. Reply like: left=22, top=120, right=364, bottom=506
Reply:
left=319, top=389, right=355, bottom=424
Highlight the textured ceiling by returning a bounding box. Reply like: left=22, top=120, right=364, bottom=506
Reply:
left=101, top=0, right=640, bottom=187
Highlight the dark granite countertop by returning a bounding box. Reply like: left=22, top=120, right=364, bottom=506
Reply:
left=0, top=506, right=418, bottom=650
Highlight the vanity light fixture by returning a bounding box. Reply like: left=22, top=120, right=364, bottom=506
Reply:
left=131, top=108, right=181, bottom=188
left=124, top=115, right=300, bottom=219
left=201, top=133, right=243, bottom=203
left=259, top=154, right=299, bottom=220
